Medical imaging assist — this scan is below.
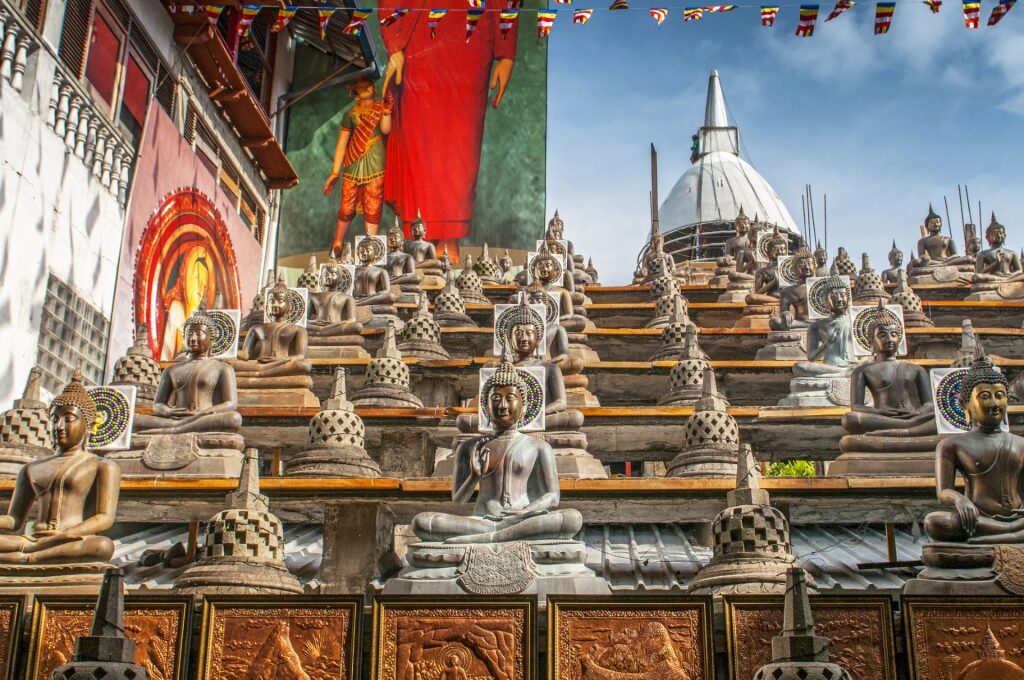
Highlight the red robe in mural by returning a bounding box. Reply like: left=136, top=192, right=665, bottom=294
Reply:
left=380, top=0, right=517, bottom=241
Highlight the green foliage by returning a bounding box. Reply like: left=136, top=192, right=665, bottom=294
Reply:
left=765, top=460, right=816, bottom=477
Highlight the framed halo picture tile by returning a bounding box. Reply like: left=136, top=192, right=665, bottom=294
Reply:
left=930, top=367, right=1009, bottom=434
left=264, top=286, right=309, bottom=327
left=207, top=309, right=240, bottom=359
left=851, top=304, right=907, bottom=357
left=806, top=276, right=851, bottom=319
left=85, top=384, right=136, bottom=451
left=477, top=365, right=546, bottom=433
left=493, top=303, right=547, bottom=357
left=0, top=598, right=21, bottom=680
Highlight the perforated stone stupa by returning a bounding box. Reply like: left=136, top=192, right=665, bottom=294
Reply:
left=400, top=292, right=451, bottom=360
left=351, top=322, right=424, bottom=409
left=666, top=367, right=739, bottom=477
left=0, top=366, right=52, bottom=477
left=110, top=324, right=161, bottom=407
left=650, top=296, right=697, bottom=361
left=658, top=326, right=710, bottom=407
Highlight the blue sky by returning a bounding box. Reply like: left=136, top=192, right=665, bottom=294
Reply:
left=544, top=3, right=1024, bottom=284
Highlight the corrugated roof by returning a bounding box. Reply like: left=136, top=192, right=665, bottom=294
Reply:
left=111, top=523, right=922, bottom=593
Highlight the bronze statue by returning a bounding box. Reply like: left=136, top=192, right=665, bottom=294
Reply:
left=711, top=208, right=754, bottom=289
left=813, top=241, right=829, bottom=277
left=769, top=247, right=815, bottom=331
left=499, top=249, right=515, bottom=284
left=908, top=204, right=974, bottom=284
left=308, top=258, right=362, bottom=337
left=385, top=221, right=423, bottom=287
left=881, top=241, right=904, bottom=285
left=924, top=354, right=1023, bottom=544
left=0, top=370, right=119, bottom=565
left=746, top=228, right=788, bottom=305
left=403, top=213, right=439, bottom=265
left=966, top=215, right=1024, bottom=300
left=413, top=355, right=583, bottom=544
left=723, top=207, right=752, bottom=261
left=525, top=280, right=571, bottom=363
left=233, top=278, right=312, bottom=379
left=133, top=309, right=242, bottom=435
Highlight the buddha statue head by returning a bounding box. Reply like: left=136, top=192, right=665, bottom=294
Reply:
left=482, top=351, right=528, bottom=431
left=51, top=369, right=97, bottom=453
left=183, top=307, right=214, bottom=358
left=266, top=277, right=291, bottom=322
left=531, top=245, right=562, bottom=286
left=960, top=350, right=1008, bottom=429
left=504, top=298, right=545, bottom=359
left=387, top=219, right=405, bottom=252
left=925, top=204, right=943, bottom=235
left=793, top=246, right=815, bottom=281
left=868, top=301, right=900, bottom=359
left=356, top=236, right=382, bottom=266
left=500, top=249, right=513, bottom=274
left=546, top=210, right=564, bottom=241
left=825, top=275, right=850, bottom=316
left=986, top=213, right=1006, bottom=247
left=814, top=241, right=828, bottom=268
left=320, top=257, right=344, bottom=292
left=411, top=213, right=427, bottom=241
left=767, top=227, right=788, bottom=260
left=888, top=241, right=903, bottom=268
left=735, top=206, right=750, bottom=235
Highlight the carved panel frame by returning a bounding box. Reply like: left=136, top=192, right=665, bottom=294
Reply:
left=371, top=595, right=536, bottom=680
left=25, top=594, right=191, bottom=680
left=547, top=595, right=715, bottom=680
left=0, top=598, right=20, bottom=680
left=724, top=593, right=897, bottom=680
left=902, top=595, right=1024, bottom=680
left=196, top=595, right=363, bottom=680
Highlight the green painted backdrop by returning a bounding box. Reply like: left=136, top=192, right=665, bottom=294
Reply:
left=277, top=4, right=548, bottom=258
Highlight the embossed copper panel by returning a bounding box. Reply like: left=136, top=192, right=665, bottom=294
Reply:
left=724, top=594, right=897, bottom=680
left=548, top=596, right=714, bottom=680
left=372, top=596, right=535, bottom=680
left=197, top=596, right=362, bottom=680
left=903, top=596, right=1024, bottom=680
left=0, top=598, right=20, bottom=680
left=26, top=595, right=190, bottom=680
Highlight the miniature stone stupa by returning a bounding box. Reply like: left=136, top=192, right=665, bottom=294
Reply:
left=49, top=569, right=151, bottom=680
left=433, top=271, right=477, bottom=328
left=399, top=291, right=451, bottom=360
left=650, top=296, right=697, bottom=362
left=658, top=326, right=711, bottom=407
left=110, top=324, right=162, bottom=407
left=0, top=366, right=53, bottom=477
left=473, top=243, right=502, bottom=285
left=456, top=255, right=492, bottom=305
left=667, top=367, right=739, bottom=478
left=286, top=368, right=381, bottom=478
left=351, top=322, right=424, bottom=409
left=296, top=254, right=320, bottom=290
left=174, top=448, right=301, bottom=594
left=689, top=444, right=803, bottom=595
left=646, top=273, right=681, bottom=329
left=890, top=269, right=933, bottom=328
left=751, top=567, right=851, bottom=680
left=852, top=253, right=890, bottom=304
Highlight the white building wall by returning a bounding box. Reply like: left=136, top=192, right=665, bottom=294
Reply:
left=0, top=23, right=126, bottom=409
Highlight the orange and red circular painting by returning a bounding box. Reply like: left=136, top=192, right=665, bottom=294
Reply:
left=134, top=188, right=241, bottom=360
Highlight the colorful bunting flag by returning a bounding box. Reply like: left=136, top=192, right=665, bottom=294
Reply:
left=467, top=0, right=484, bottom=6
left=499, top=8, right=520, bottom=36
left=573, top=8, right=594, bottom=22
left=962, top=0, right=980, bottom=25
left=761, top=5, right=779, bottom=24
left=874, top=1, right=895, bottom=32
left=796, top=4, right=819, bottom=34
left=988, top=0, right=1016, bottom=24
left=465, top=8, right=486, bottom=40
left=318, top=8, right=337, bottom=38
left=380, top=8, right=410, bottom=25
left=649, top=7, right=669, bottom=23
left=537, top=8, right=557, bottom=35
left=554, top=0, right=573, bottom=4
left=704, top=5, right=735, bottom=11
left=273, top=7, right=298, bottom=32
left=609, top=0, right=629, bottom=9
left=684, top=7, right=705, bottom=20
left=342, top=8, right=373, bottom=35
left=825, top=0, right=854, bottom=21
left=204, top=5, right=225, bottom=24
left=924, top=0, right=942, bottom=11
left=237, top=4, right=261, bottom=36
left=428, top=9, right=448, bottom=36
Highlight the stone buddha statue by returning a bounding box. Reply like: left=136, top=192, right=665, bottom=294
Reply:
left=499, top=249, right=516, bottom=284
left=779, top=276, right=859, bottom=407
left=906, top=351, right=1024, bottom=595
left=880, top=241, right=904, bottom=286
left=813, top=241, right=829, bottom=277
left=455, top=256, right=491, bottom=306
left=353, top=234, right=399, bottom=309
left=737, top=227, right=788, bottom=329
left=527, top=245, right=600, bottom=363
left=524, top=280, right=571, bottom=363
left=433, top=271, right=477, bottom=327
left=908, top=204, right=975, bottom=284
left=966, top=214, right=1024, bottom=301
left=241, top=268, right=277, bottom=332
left=831, top=309, right=942, bottom=476
left=403, top=213, right=446, bottom=287
left=230, top=278, right=318, bottom=408
left=710, top=208, right=752, bottom=287
left=438, top=243, right=453, bottom=275
left=388, top=353, right=608, bottom=596
left=0, top=370, right=119, bottom=573
left=891, top=268, right=933, bottom=328
left=399, top=291, right=451, bottom=361
left=641, top=231, right=677, bottom=284
left=385, top=221, right=423, bottom=301
left=757, top=247, right=815, bottom=360
left=307, top=257, right=367, bottom=359
left=113, top=308, right=244, bottom=476
left=585, top=257, right=600, bottom=285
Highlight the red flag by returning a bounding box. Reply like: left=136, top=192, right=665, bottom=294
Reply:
left=988, top=0, right=1016, bottom=24
left=825, top=0, right=854, bottom=21
left=796, top=4, right=819, bottom=35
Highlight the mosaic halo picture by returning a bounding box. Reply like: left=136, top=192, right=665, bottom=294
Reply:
left=930, top=366, right=1010, bottom=434
left=85, top=385, right=136, bottom=451
left=493, top=302, right=548, bottom=357
left=478, top=365, right=546, bottom=433
left=319, top=263, right=355, bottom=295
left=851, top=304, right=906, bottom=357
left=207, top=309, right=240, bottom=360
left=806, top=275, right=851, bottom=319
left=264, top=286, right=309, bottom=328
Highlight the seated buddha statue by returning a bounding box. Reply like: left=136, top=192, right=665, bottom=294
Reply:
left=499, top=249, right=516, bottom=284
left=0, top=370, right=119, bottom=567
left=758, top=247, right=816, bottom=360
left=737, top=227, right=789, bottom=329
left=831, top=309, right=943, bottom=476
left=642, top=231, right=677, bottom=284
left=530, top=245, right=588, bottom=332
left=880, top=241, right=904, bottom=286
left=307, top=258, right=366, bottom=359
left=418, top=355, right=583, bottom=544
left=813, top=241, right=829, bottom=277
left=966, top=214, right=1024, bottom=301
left=525, top=280, right=571, bottom=364
left=907, top=204, right=975, bottom=284
left=384, top=221, right=423, bottom=295
left=353, top=236, right=397, bottom=306
left=402, top=213, right=445, bottom=285
left=545, top=210, right=577, bottom=263
left=521, top=283, right=596, bottom=406
left=711, top=208, right=752, bottom=287
left=229, top=277, right=317, bottom=408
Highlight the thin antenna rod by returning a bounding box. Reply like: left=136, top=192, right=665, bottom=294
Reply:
left=979, top=200, right=982, bottom=230
left=801, top=194, right=807, bottom=243
left=944, top=196, right=954, bottom=244
left=965, top=185, right=974, bottom=225
left=823, top=194, right=828, bottom=252
left=650, top=143, right=660, bottom=241
left=957, top=185, right=966, bottom=231
left=808, top=185, right=818, bottom=248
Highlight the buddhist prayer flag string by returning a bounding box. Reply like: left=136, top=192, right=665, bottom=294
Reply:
left=796, top=4, right=819, bottom=34
left=825, top=0, right=854, bottom=21
left=499, top=8, right=521, bottom=36
left=554, top=0, right=574, bottom=5
left=988, top=0, right=1016, bottom=24
left=684, top=7, right=704, bottom=20
left=204, top=5, right=225, bottom=24
left=380, top=8, right=410, bottom=25
left=609, top=0, right=629, bottom=9
left=427, top=9, right=448, bottom=36
left=761, top=4, right=779, bottom=23
left=342, top=8, right=373, bottom=35
left=962, top=0, right=980, bottom=25
left=237, top=4, right=261, bottom=35
left=467, top=0, right=485, bottom=6
left=537, top=9, right=558, bottom=34
left=874, top=1, right=895, bottom=32
left=272, top=7, right=298, bottom=31
left=573, top=8, right=594, bottom=22
left=705, top=5, right=736, bottom=11
left=924, top=0, right=942, bottom=11
left=465, top=8, right=485, bottom=39
left=649, top=7, right=669, bottom=22
left=317, top=8, right=336, bottom=37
